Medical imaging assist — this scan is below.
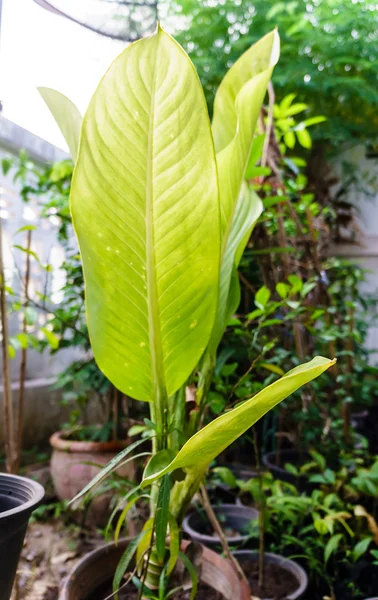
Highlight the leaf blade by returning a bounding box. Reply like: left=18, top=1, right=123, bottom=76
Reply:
left=38, top=87, right=82, bottom=162
left=141, top=357, right=336, bottom=486
left=70, top=26, right=220, bottom=402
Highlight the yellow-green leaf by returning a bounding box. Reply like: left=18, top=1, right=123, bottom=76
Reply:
left=212, top=29, right=279, bottom=241
left=70, top=26, right=220, bottom=402
left=141, top=357, right=336, bottom=486
left=38, top=87, right=82, bottom=162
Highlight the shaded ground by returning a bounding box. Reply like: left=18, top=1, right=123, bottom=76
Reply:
left=11, top=519, right=104, bottom=600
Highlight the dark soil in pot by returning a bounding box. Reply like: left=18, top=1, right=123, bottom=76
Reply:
left=88, top=580, right=225, bottom=600
left=233, top=550, right=308, bottom=600
left=183, top=504, right=258, bottom=549
left=60, top=538, right=250, bottom=600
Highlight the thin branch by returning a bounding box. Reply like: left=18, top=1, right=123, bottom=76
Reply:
left=16, top=230, right=32, bottom=472
left=200, top=484, right=248, bottom=586
left=0, top=216, right=17, bottom=473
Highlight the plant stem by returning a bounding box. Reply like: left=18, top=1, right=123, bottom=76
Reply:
left=168, top=385, right=186, bottom=451
left=0, top=216, right=17, bottom=473
left=200, top=484, right=248, bottom=586
left=16, top=229, right=32, bottom=472
left=252, top=427, right=265, bottom=589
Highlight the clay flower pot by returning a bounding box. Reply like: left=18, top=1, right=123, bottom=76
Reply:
left=50, top=429, right=135, bottom=525
left=59, top=538, right=250, bottom=600
left=183, top=503, right=258, bottom=549
left=0, top=473, right=44, bottom=600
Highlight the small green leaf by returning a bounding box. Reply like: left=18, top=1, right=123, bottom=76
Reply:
left=296, top=128, right=312, bottom=149
left=352, top=537, right=372, bottom=562
left=41, top=327, right=59, bottom=350
left=8, top=344, right=16, bottom=359
left=14, top=225, right=37, bottom=234
left=156, top=475, right=170, bottom=561
left=213, top=466, right=237, bottom=488
left=143, top=450, right=176, bottom=482
left=324, top=534, right=342, bottom=564
left=276, top=282, right=289, bottom=299
left=13, top=245, right=39, bottom=262
left=255, top=286, right=271, bottom=309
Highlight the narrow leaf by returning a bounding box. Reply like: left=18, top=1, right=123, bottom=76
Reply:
left=208, top=183, right=263, bottom=353
left=167, top=512, right=180, bottom=575
left=38, top=87, right=82, bottom=162
left=141, top=357, right=336, bottom=486
left=156, top=475, right=170, bottom=561
left=136, top=517, right=155, bottom=575
left=178, top=551, right=198, bottom=600
left=212, top=30, right=279, bottom=240
left=69, top=438, right=147, bottom=506
left=113, top=528, right=152, bottom=597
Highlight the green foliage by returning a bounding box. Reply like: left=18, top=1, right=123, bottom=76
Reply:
left=172, top=0, right=378, bottom=147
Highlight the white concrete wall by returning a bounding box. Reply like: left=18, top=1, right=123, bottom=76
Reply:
left=0, top=116, right=101, bottom=445
left=329, top=145, right=378, bottom=356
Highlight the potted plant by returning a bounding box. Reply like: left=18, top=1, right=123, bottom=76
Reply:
left=6, top=155, right=143, bottom=521
left=40, top=25, right=335, bottom=599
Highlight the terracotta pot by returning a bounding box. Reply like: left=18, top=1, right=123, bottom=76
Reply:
left=183, top=503, right=258, bottom=549
left=59, top=538, right=250, bottom=600
left=233, top=550, right=308, bottom=600
left=50, top=430, right=135, bottom=525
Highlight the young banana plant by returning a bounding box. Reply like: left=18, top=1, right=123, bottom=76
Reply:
left=40, top=24, right=335, bottom=593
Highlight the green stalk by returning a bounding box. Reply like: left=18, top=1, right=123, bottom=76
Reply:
left=168, top=386, right=186, bottom=451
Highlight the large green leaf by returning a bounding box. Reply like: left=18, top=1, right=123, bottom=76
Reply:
left=141, top=356, right=336, bottom=486
left=38, top=87, right=82, bottom=162
left=70, top=26, right=220, bottom=402
left=208, top=182, right=263, bottom=353
left=212, top=30, right=279, bottom=241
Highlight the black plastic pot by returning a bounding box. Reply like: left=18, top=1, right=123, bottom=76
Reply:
left=262, top=449, right=316, bottom=493
left=233, top=549, right=308, bottom=600
left=0, top=473, right=45, bottom=600
left=183, top=503, right=258, bottom=549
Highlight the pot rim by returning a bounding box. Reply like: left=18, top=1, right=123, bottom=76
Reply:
left=262, top=449, right=311, bottom=476
left=60, top=537, right=251, bottom=600
left=50, top=429, right=128, bottom=453
left=0, top=472, right=45, bottom=521
left=183, top=503, right=258, bottom=544
left=233, top=549, right=308, bottom=600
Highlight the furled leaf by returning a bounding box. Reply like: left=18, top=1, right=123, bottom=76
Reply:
left=38, top=87, right=82, bottom=162
left=208, top=183, right=263, bottom=353
left=212, top=29, right=279, bottom=240
left=70, top=26, right=220, bottom=402
left=141, top=357, right=336, bottom=486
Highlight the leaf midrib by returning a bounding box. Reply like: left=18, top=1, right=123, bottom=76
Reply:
left=146, top=32, right=167, bottom=407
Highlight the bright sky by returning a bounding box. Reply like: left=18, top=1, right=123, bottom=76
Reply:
left=0, top=0, right=125, bottom=150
